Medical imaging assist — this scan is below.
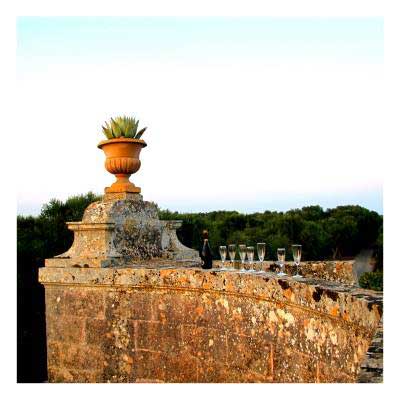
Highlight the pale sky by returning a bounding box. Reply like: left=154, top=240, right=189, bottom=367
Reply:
left=16, top=17, right=383, bottom=215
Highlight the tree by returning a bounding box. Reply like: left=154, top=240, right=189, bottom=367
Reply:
left=323, top=215, right=358, bottom=259
left=299, top=220, right=330, bottom=260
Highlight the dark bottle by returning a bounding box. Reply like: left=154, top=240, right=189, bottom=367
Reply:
left=199, top=230, right=213, bottom=269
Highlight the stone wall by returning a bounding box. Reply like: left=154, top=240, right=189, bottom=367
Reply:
left=214, top=260, right=356, bottom=285
left=39, top=264, right=382, bottom=383
left=357, top=319, right=383, bottom=383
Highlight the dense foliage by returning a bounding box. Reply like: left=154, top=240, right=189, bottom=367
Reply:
left=159, top=205, right=383, bottom=262
left=17, top=192, right=101, bottom=271
left=359, top=271, right=383, bottom=291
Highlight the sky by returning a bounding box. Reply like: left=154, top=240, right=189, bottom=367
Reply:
left=16, top=17, right=384, bottom=215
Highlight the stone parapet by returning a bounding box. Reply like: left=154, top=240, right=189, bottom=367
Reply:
left=214, top=260, right=357, bottom=286
left=39, top=264, right=382, bottom=383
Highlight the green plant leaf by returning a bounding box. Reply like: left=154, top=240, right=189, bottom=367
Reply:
left=130, top=118, right=137, bottom=136
left=135, top=127, right=147, bottom=139
left=102, top=125, right=113, bottom=139
left=126, top=117, right=134, bottom=137
left=108, top=122, right=116, bottom=138
left=110, top=118, right=122, bottom=138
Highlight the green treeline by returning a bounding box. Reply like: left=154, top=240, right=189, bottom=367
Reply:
left=159, top=205, right=383, bottom=266
left=17, top=192, right=102, bottom=274
left=17, top=193, right=383, bottom=269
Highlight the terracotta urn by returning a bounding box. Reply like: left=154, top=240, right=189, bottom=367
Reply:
left=97, top=137, right=147, bottom=193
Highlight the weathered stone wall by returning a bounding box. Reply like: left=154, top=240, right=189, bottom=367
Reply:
left=214, top=260, right=357, bottom=285
left=357, top=319, right=383, bottom=383
left=39, top=265, right=382, bottom=383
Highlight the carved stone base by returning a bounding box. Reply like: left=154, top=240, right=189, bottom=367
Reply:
left=45, top=194, right=200, bottom=268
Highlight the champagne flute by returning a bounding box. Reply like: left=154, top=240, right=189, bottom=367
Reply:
left=277, top=248, right=286, bottom=276
left=238, top=244, right=247, bottom=272
left=292, top=244, right=302, bottom=278
left=219, top=245, right=227, bottom=271
left=256, top=242, right=266, bottom=273
left=246, top=246, right=255, bottom=272
left=228, top=244, right=236, bottom=269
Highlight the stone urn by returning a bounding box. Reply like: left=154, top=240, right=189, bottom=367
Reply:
left=98, top=137, right=147, bottom=193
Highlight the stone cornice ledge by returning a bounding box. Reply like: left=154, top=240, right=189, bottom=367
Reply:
left=38, top=265, right=382, bottom=332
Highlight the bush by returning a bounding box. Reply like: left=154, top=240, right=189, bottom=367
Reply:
left=359, top=271, right=383, bottom=291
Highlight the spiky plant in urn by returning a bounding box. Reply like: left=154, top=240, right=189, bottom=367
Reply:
left=44, top=113, right=200, bottom=270
left=98, top=116, right=147, bottom=193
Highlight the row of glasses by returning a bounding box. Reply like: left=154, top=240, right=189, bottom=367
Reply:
left=219, top=245, right=253, bottom=271
left=219, top=243, right=266, bottom=272
left=219, top=243, right=303, bottom=278
left=276, top=246, right=303, bottom=278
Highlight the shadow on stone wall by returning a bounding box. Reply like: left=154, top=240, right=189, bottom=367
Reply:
left=17, top=261, right=47, bottom=383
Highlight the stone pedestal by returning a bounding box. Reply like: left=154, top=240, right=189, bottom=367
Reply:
left=46, top=192, right=200, bottom=268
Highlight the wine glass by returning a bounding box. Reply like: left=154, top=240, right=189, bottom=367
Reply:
left=292, top=244, right=302, bottom=278
left=219, top=245, right=227, bottom=270
left=228, top=244, right=236, bottom=269
left=277, top=248, right=286, bottom=276
left=256, top=242, right=266, bottom=273
left=238, top=244, right=247, bottom=272
left=246, top=246, right=255, bottom=272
